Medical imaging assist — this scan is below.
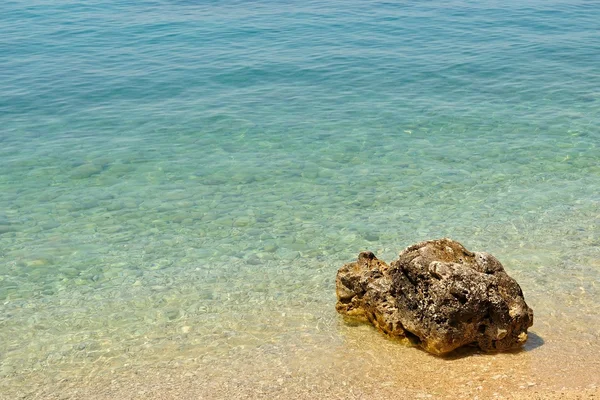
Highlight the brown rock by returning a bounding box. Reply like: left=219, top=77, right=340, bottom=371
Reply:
left=336, top=238, right=534, bottom=355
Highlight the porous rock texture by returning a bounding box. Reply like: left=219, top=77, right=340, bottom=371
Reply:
left=336, top=238, right=534, bottom=355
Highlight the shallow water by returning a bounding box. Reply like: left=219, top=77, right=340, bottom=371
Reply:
left=1, top=0, right=599, bottom=397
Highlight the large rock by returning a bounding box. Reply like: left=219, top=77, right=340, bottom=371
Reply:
left=336, top=238, right=534, bottom=355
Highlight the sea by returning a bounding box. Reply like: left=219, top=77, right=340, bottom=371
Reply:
left=1, top=0, right=599, bottom=398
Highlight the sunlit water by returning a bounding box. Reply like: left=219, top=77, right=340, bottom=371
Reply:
left=1, top=0, right=599, bottom=398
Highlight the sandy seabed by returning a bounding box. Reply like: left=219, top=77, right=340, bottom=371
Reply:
left=3, top=320, right=599, bottom=400
left=3, top=262, right=599, bottom=400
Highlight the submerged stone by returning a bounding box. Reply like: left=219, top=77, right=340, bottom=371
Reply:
left=0, top=224, right=15, bottom=234
left=70, top=163, right=103, bottom=179
left=336, top=238, right=534, bottom=355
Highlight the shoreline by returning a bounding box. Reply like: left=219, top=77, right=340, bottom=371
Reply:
left=4, top=367, right=598, bottom=400
left=3, top=325, right=599, bottom=400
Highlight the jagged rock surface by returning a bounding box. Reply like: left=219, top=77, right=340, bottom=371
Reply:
left=336, top=238, right=534, bottom=355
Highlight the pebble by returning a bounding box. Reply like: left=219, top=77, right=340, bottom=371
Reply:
left=68, top=199, right=99, bottom=211
left=165, top=309, right=180, bottom=320
left=60, top=267, right=79, bottom=278
left=234, top=217, right=252, bottom=227
left=70, top=164, right=103, bottom=179
left=27, top=258, right=53, bottom=267
left=0, top=224, right=15, bottom=234
left=40, top=221, right=60, bottom=230
left=0, top=365, right=15, bottom=376
left=263, top=243, right=278, bottom=253
left=108, top=164, right=136, bottom=175
left=363, top=233, right=380, bottom=242
left=106, top=201, right=125, bottom=211
left=246, top=255, right=261, bottom=265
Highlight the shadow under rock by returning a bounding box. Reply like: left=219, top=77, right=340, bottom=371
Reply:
left=438, top=331, right=545, bottom=360
left=522, top=331, right=544, bottom=351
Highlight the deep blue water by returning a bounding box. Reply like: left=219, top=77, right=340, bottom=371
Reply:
left=1, top=0, right=599, bottom=396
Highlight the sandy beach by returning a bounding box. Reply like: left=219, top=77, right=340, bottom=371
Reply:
left=3, top=313, right=599, bottom=400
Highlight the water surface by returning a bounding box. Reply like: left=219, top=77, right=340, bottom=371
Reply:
left=1, top=0, right=599, bottom=398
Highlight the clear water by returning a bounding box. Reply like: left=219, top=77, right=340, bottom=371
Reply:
left=1, top=0, right=599, bottom=397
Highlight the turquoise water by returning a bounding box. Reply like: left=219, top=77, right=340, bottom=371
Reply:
left=1, top=0, right=599, bottom=397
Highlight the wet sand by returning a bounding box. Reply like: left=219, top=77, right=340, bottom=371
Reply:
left=3, top=319, right=599, bottom=400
